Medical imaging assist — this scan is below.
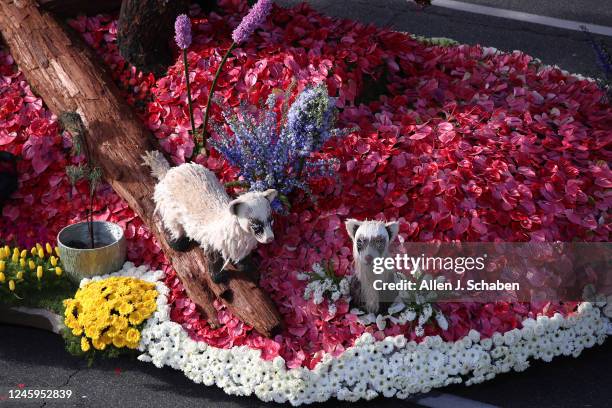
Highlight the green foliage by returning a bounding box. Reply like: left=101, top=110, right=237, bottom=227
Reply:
left=224, top=180, right=250, bottom=189
left=59, top=112, right=102, bottom=248
left=60, top=325, right=139, bottom=367
left=65, top=163, right=86, bottom=187
left=61, top=326, right=92, bottom=364
left=414, top=36, right=459, bottom=47
left=307, top=259, right=342, bottom=285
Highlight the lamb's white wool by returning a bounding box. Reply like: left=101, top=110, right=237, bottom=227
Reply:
left=142, top=150, right=171, bottom=181
left=142, top=151, right=277, bottom=263
left=345, top=219, right=399, bottom=314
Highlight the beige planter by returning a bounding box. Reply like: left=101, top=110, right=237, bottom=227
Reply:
left=57, top=221, right=126, bottom=282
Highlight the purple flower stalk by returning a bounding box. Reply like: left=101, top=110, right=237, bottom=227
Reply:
left=210, top=85, right=347, bottom=212
left=200, top=0, right=272, bottom=156
left=175, top=14, right=197, bottom=157
left=174, top=14, right=192, bottom=50
left=231, top=0, right=273, bottom=44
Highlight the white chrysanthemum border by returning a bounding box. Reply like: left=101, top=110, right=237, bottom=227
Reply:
left=84, top=262, right=609, bottom=406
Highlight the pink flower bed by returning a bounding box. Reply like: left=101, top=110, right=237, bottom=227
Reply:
left=1, top=0, right=610, bottom=370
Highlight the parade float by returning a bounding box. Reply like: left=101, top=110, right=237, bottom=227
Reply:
left=0, top=0, right=610, bottom=405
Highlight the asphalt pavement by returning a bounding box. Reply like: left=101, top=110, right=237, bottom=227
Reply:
left=1, top=324, right=611, bottom=407
left=2, top=1, right=612, bottom=408
left=276, top=0, right=612, bottom=79
left=450, top=0, right=612, bottom=27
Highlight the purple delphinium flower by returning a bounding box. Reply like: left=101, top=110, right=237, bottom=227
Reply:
left=174, top=14, right=192, bottom=50
left=284, top=84, right=338, bottom=156
left=199, top=0, right=272, bottom=154
left=231, top=0, right=273, bottom=44
left=210, top=85, right=346, bottom=211
left=175, top=14, right=197, bottom=156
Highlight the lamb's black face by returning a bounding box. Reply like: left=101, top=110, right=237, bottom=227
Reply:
left=356, top=235, right=387, bottom=255
left=351, top=222, right=391, bottom=266
left=346, top=219, right=399, bottom=267
left=231, top=193, right=276, bottom=244
left=248, top=216, right=274, bottom=243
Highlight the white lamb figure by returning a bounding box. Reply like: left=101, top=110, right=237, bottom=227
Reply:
left=142, top=151, right=277, bottom=282
left=345, top=219, right=399, bottom=314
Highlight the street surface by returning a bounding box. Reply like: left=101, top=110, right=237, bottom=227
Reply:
left=2, top=1, right=611, bottom=407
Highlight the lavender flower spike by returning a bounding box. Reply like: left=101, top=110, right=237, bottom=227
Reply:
left=232, top=0, right=273, bottom=44
left=174, top=14, right=192, bottom=50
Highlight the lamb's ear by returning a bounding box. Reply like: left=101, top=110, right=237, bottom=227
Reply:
left=263, top=189, right=278, bottom=203
left=385, top=221, right=400, bottom=242
left=345, top=219, right=362, bottom=240
left=228, top=198, right=244, bottom=216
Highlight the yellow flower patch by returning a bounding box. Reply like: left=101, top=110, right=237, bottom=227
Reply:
left=63, top=277, right=157, bottom=353
left=0, top=242, right=68, bottom=301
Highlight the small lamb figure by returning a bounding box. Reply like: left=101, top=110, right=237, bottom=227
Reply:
left=142, top=151, right=277, bottom=282
left=345, top=219, right=399, bottom=314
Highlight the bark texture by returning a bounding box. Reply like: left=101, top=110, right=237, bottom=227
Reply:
left=38, top=0, right=121, bottom=16
left=0, top=0, right=282, bottom=337
left=117, top=0, right=189, bottom=75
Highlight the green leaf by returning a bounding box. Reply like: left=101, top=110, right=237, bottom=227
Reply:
left=224, top=180, right=250, bottom=189
left=88, top=167, right=103, bottom=194
left=66, top=164, right=86, bottom=186
left=279, top=194, right=291, bottom=209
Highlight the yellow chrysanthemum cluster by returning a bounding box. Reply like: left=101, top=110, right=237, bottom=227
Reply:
left=63, top=277, right=157, bottom=352
left=0, top=243, right=63, bottom=294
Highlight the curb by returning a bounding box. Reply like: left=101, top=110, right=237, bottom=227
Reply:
left=0, top=306, right=63, bottom=334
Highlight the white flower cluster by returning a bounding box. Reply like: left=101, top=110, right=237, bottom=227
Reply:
left=582, top=284, right=612, bottom=318
left=353, top=269, right=449, bottom=335
left=78, top=261, right=164, bottom=288
left=600, top=301, right=612, bottom=335
left=299, top=263, right=351, bottom=316
left=581, top=284, right=612, bottom=335
left=353, top=301, right=448, bottom=336
left=120, top=261, right=609, bottom=406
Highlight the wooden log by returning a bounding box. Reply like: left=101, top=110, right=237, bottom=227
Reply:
left=0, top=0, right=282, bottom=337
left=117, top=0, right=189, bottom=75
left=37, top=0, right=216, bottom=17
left=38, top=0, right=122, bottom=16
